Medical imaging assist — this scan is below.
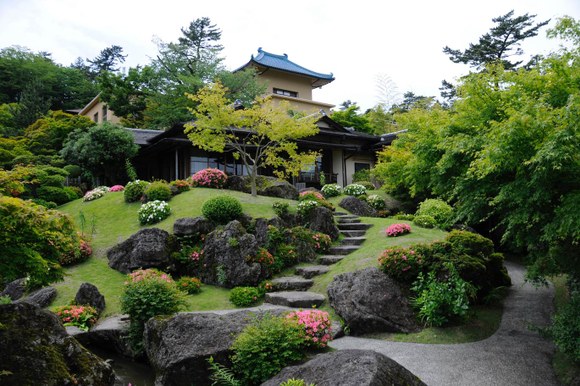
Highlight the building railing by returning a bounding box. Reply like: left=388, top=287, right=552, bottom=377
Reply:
left=295, top=172, right=338, bottom=185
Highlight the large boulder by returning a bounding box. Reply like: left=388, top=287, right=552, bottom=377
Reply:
left=328, top=267, right=419, bottom=334
left=308, top=206, right=339, bottom=240
left=0, top=278, right=26, bottom=301
left=17, top=286, right=56, bottom=308
left=225, top=175, right=299, bottom=200
left=73, top=315, right=138, bottom=359
left=263, top=349, right=426, bottom=386
left=173, top=217, right=214, bottom=237
left=0, top=302, right=115, bottom=386
left=253, top=217, right=270, bottom=246
left=201, top=220, right=262, bottom=287
left=260, top=180, right=298, bottom=200
left=74, top=283, right=106, bottom=315
left=107, top=228, right=172, bottom=274
left=339, top=196, right=378, bottom=217
left=144, top=307, right=289, bottom=386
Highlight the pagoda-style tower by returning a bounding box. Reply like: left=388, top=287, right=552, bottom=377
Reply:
left=236, top=48, right=335, bottom=114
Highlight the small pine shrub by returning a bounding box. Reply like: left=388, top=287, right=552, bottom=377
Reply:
left=231, top=314, right=305, bottom=384
left=202, top=196, right=243, bottom=224
left=343, top=183, right=367, bottom=197
left=191, top=168, right=227, bottom=188
left=144, top=180, right=172, bottom=202
left=413, top=214, right=437, bottom=228
left=320, top=183, right=342, bottom=198
left=138, top=200, right=171, bottom=225
left=415, top=198, right=454, bottom=229
left=229, top=286, right=262, bottom=307
left=124, top=180, right=149, bottom=203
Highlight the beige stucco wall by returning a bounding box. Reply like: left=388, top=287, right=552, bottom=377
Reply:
left=261, top=71, right=313, bottom=100
left=345, top=155, right=375, bottom=185
left=81, top=101, right=121, bottom=125
left=332, top=149, right=344, bottom=186
left=270, top=95, right=334, bottom=114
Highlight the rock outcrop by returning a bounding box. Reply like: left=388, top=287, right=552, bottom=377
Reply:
left=201, top=220, right=262, bottom=287
left=339, top=196, right=378, bottom=217
left=307, top=206, right=339, bottom=240
left=74, top=283, right=106, bottom=315
left=0, top=302, right=115, bottom=386
left=226, top=175, right=298, bottom=200
left=0, top=278, right=26, bottom=301
left=173, top=216, right=214, bottom=237
left=17, top=286, right=56, bottom=308
left=328, top=267, right=419, bottom=334
left=107, top=228, right=171, bottom=274
left=263, top=349, right=426, bottom=386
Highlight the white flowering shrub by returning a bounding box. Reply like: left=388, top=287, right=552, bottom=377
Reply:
left=343, top=183, right=367, bottom=197
left=83, top=186, right=110, bottom=202
left=296, top=200, right=318, bottom=217
left=138, top=200, right=171, bottom=225
left=320, top=184, right=342, bottom=198
left=367, top=194, right=386, bottom=210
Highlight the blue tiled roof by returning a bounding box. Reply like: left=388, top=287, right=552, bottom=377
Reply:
left=237, top=48, right=334, bottom=88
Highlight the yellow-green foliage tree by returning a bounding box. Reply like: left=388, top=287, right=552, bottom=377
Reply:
left=185, top=82, right=319, bottom=196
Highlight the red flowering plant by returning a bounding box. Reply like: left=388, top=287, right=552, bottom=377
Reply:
left=247, top=247, right=275, bottom=266
left=286, top=309, right=333, bottom=348
left=378, top=246, right=423, bottom=284
left=312, top=232, right=332, bottom=253
left=191, top=168, right=227, bottom=189
left=385, top=223, right=412, bottom=237
left=54, top=304, right=98, bottom=331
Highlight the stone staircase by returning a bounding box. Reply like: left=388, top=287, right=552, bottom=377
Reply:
left=264, top=211, right=371, bottom=308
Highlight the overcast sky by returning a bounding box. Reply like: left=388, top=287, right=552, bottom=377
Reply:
left=1, top=0, right=578, bottom=110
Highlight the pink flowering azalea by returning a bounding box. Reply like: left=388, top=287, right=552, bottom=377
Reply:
left=110, top=185, right=125, bottom=192
left=191, top=168, right=227, bottom=189
left=385, top=223, right=412, bottom=237
left=287, top=309, right=332, bottom=348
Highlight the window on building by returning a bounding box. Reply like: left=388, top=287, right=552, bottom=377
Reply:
left=273, top=88, right=298, bottom=98
left=102, top=105, right=108, bottom=122
left=93, top=112, right=99, bottom=123
left=354, top=162, right=371, bottom=172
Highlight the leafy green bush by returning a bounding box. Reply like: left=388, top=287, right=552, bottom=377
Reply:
left=321, top=183, right=342, bottom=197
left=356, top=180, right=375, bottom=190
left=394, top=213, right=415, bottom=221
left=144, top=180, right=172, bottom=202
left=343, top=183, right=367, bottom=197
left=121, top=269, right=184, bottom=352
left=36, top=186, right=70, bottom=205
left=0, top=197, right=79, bottom=288
left=545, top=292, right=580, bottom=361
left=280, top=379, right=315, bottom=386
left=229, top=286, right=262, bottom=307
left=63, top=164, right=82, bottom=178
left=124, top=180, right=149, bottom=203
left=176, top=276, right=202, bottom=294
left=413, top=214, right=436, bottom=228
left=39, top=174, right=66, bottom=187
left=411, top=262, right=477, bottom=327
left=231, top=314, right=305, bottom=384
left=288, top=226, right=318, bottom=262
left=378, top=245, right=424, bottom=284
left=30, top=198, right=57, bottom=209
left=275, top=244, right=298, bottom=268
left=202, top=196, right=243, bottom=224
left=296, top=200, right=318, bottom=218
left=352, top=168, right=370, bottom=182
left=63, top=186, right=82, bottom=200
left=272, top=201, right=289, bottom=217
left=138, top=200, right=171, bottom=225
left=366, top=194, right=386, bottom=210
left=415, top=198, right=454, bottom=229
left=446, top=229, right=494, bottom=258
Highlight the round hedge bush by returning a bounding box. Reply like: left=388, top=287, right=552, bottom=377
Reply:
left=124, top=180, right=149, bottom=203
left=202, top=195, right=243, bottom=224
left=138, top=200, right=171, bottom=225
left=415, top=198, right=454, bottom=229
left=144, top=181, right=172, bottom=202
left=229, top=286, right=262, bottom=307
left=343, top=183, right=367, bottom=197
left=413, top=214, right=437, bottom=228
left=321, top=183, right=342, bottom=198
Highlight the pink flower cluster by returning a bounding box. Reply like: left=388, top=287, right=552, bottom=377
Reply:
left=125, top=268, right=174, bottom=285
left=385, top=223, right=412, bottom=237
left=54, top=304, right=98, bottom=331
left=378, top=246, right=423, bottom=283
left=287, top=309, right=333, bottom=348
left=191, top=168, right=227, bottom=189
left=110, top=185, right=125, bottom=192
left=299, top=191, right=325, bottom=201
left=312, top=232, right=331, bottom=253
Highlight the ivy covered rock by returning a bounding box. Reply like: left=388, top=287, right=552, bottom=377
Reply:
left=107, top=228, right=172, bottom=274
left=0, top=302, right=115, bottom=386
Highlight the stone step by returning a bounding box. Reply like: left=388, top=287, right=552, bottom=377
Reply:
left=270, top=276, right=313, bottom=291
left=340, top=230, right=366, bottom=238
left=329, top=245, right=360, bottom=255
left=336, top=217, right=361, bottom=224
left=341, top=237, right=366, bottom=246
left=333, top=212, right=350, bottom=217
left=295, top=265, right=330, bottom=279
left=265, top=291, right=325, bottom=308
left=318, top=255, right=345, bottom=265
left=337, top=223, right=372, bottom=231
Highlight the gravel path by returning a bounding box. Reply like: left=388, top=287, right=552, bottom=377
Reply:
left=329, top=262, right=558, bottom=386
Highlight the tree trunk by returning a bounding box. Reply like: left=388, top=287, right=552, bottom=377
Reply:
left=250, top=165, right=258, bottom=197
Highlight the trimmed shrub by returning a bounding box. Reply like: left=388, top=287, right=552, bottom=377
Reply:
left=231, top=314, right=305, bottom=384
left=321, top=183, right=342, bottom=198
left=63, top=186, right=82, bottom=200
left=138, top=200, right=171, bottom=225
left=58, top=237, right=93, bottom=266
left=411, top=262, right=477, bottom=327
left=356, top=180, right=375, bottom=190
left=170, top=179, right=190, bottom=194
left=39, top=174, right=66, bottom=187
left=394, top=213, right=415, bottom=221
left=385, top=223, right=411, bottom=237
left=191, top=168, right=227, bottom=189
left=413, top=214, right=436, bottom=228
left=415, top=198, right=454, bottom=229
left=229, top=286, right=262, bottom=307
left=445, top=230, right=494, bottom=258
left=286, top=309, right=333, bottom=348
left=367, top=194, right=386, bottom=210
left=0, top=197, right=78, bottom=288
left=124, top=180, right=149, bottom=203
left=110, top=184, right=124, bottom=192
left=275, top=244, right=298, bottom=268
left=343, top=183, right=367, bottom=197
left=378, top=245, right=424, bottom=284
left=202, top=196, right=243, bottom=224
left=37, top=185, right=70, bottom=205
left=176, top=276, right=202, bottom=294
left=144, top=180, right=172, bottom=202
left=63, top=164, right=82, bottom=178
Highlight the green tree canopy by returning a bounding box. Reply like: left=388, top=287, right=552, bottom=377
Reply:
left=185, top=82, right=319, bottom=196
